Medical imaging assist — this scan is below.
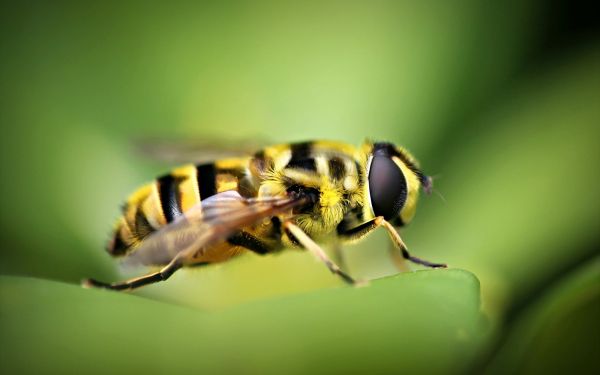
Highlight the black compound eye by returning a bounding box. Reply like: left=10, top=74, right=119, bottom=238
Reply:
left=368, top=155, right=407, bottom=220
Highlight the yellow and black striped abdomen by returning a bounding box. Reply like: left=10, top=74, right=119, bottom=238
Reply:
left=107, top=159, right=252, bottom=257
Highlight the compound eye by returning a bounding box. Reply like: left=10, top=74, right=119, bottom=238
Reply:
left=368, top=156, right=407, bottom=220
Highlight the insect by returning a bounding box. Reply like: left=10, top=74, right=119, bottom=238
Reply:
left=83, top=140, right=446, bottom=291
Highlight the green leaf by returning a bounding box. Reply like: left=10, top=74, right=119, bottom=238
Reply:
left=0, top=269, right=487, bottom=375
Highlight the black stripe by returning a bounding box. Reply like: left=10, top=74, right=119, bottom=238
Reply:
left=196, top=163, right=217, bottom=201
left=291, top=141, right=312, bottom=159
left=134, top=208, right=154, bottom=239
left=286, top=158, right=316, bottom=171
left=270, top=217, right=282, bottom=239
left=157, top=174, right=183, bottom=223
left=328, top=157, right=346, bottom=180
left=107, top=231, right=129, bottom=256
left=287, top=141, right=316, bottom=171
left=227, top=231, right=271, bottom=254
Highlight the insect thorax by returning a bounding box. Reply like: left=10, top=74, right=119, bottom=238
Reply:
left=252, top=141, right=366, bottom=239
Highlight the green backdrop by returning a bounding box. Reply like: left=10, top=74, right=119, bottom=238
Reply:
left=1, top=1, right=598, bottom=374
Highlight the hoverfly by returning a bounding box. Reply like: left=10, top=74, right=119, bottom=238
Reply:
left=83, top=140, right=445, bottom=291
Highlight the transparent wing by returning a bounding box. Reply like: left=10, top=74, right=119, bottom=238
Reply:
left=133, top=136, right=270, bottom=164
left=122, top=191, right=303, bottom=267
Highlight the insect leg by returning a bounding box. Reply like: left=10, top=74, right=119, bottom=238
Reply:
left=378, top=219, right=446, bottom=268
left=338, top=217, right=446, bottom=268
left=338, top=217, right=409, bottom=269
left=82, top=255, right=183, bottom=291
left=387, top=242, right=410, bottom=272
left=227, top=231, right=271, bottom=255
left=284, top=222, right=360, bottom=285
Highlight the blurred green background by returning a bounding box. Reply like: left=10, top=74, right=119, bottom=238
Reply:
left=1, top=1, right=598, bottom=374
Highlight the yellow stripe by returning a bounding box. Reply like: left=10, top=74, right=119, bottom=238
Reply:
left=312, top=140, right=358, bottom=156
left=214, top=157, right=251, bottom=170
left=142, top=183, right=167, bottom=228
left=118, top=217, right=136, bottom=246
left=216, top=173, right=239, bottom=193
left=171, top=165, right=200, bottom=213
left=394, top=156, right=421, bottom=224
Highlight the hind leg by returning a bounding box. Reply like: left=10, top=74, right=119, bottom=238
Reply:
left=82, top=256, right=183, bottom=291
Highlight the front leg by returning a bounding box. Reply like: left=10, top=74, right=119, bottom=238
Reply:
left=338, top=217, right=447, bottom=269
left=284, top=222, right=361, bottom=285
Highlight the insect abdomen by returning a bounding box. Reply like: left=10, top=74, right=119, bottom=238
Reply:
left=107, top=160, right=252, bottom=257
